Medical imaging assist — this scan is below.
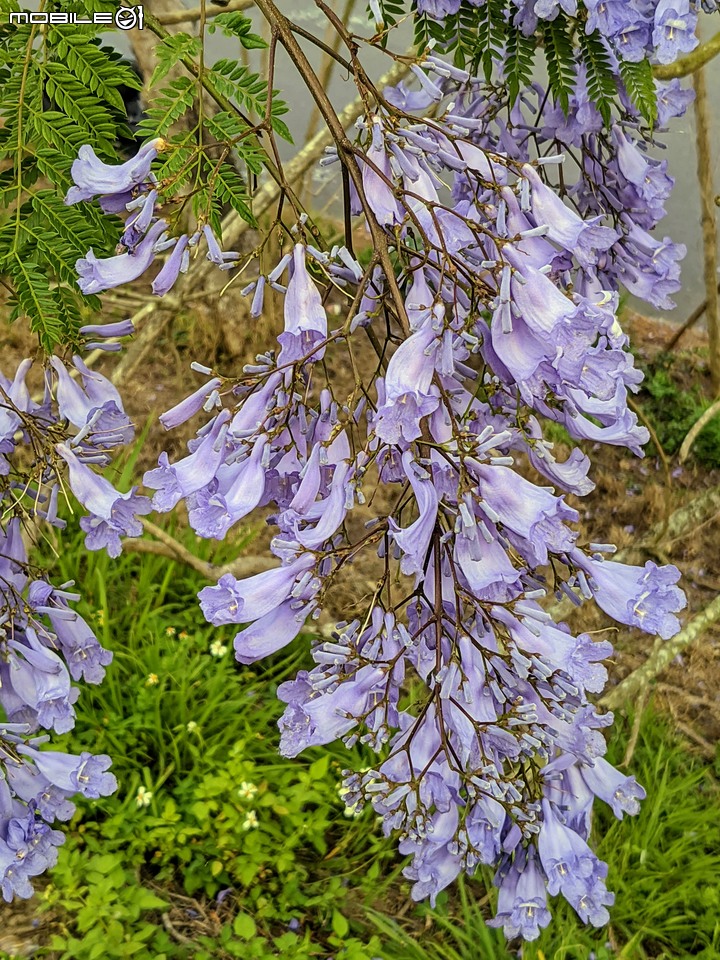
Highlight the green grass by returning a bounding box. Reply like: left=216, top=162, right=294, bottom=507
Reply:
left=22, top=505, right=720, bottom=960
left=637, top=352, right=720, bottom=469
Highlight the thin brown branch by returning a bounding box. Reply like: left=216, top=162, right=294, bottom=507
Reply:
left=679, top=395, right=720, bottom=463
left=156, top=0, right=254, bottom=25
left=693, top=65, right=720, bottom=392
left=253, top=0, right=411, bottom=335
left=665, top=279, right=720, bottom=350
left=601, top=592, right=720, bottom=710
left=122, top=518, right=272, bottom=580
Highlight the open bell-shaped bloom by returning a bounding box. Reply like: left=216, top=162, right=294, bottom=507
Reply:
left=277, top=245, right=328, bottom=365
left=56, top=442, right=152, bottom=558
left=65, top=138, right=163, bottom=205
left=76, top=220, right=169, bottom=294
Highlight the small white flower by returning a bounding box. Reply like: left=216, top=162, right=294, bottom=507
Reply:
left=186, top=721, right=199, bottom=733
left=238, top=781, right=258, bottom=800
left=210, top=639, right=228, bottom=658
left=242, top=810, right=259, bottom=831
left=165, top=626, right=176, bottom=637
left=136, top=786, right=153, bottom=808
left=146, top=673, right=159, bottom=686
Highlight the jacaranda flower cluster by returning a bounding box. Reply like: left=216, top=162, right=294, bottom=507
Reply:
left=28, top=1, right=706, bottom=938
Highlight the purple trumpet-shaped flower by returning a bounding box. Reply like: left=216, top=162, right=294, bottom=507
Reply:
left=373, top=317, right=440, bottom=445
left=470, top=462, right=578, bottom=565
left=121, top=190, right=158, bottom=248
left=277, top=245, right=328, bottom=365
left=50, top=356, right=133, bottom=446
left=580, top=757, right=646, bottom=818
left=27, top=580, right=113, bottom=684
left=571, top=550, right=686, bottom=639
left=187, top=435, right=267, bottom=539
left=199, top=553, right=315, bottom=626
left=17, top=747, right=117, bottom=800
left=277, top=664, right=386, bottom=757
left=522, top=165, right=618, bottom=269
left=79, top=319, right=135, bottom=340
left=0, top=359, right=33, bottom=473
left=202, top=225, right=240, bottom=269
left=5, top=628, right=78, bottom=734
left=653, top=0, right=697, bottom=64
left=0, top=808, right=65, bottom=902
left=76, top=220, right=169, bottom=294
left=56, top=442, right=152, bottom=558
left=538, top=800, right=614, bottom=926
left=144, top=409, right=231, bottom=512
left=389, top=453, right=438, bottom=576
left=152, top=234, right=190, bottom=296
left=454, top=530, right=523, bottom=602
left=159, top=376, right=223, bottom=430
left=416, top=0, right=461, bottom=15
left=0, top=518, right=28, bottom=594
left=233, top=600, right=307, bottom=664
left=362, top=120, right=403, bottom=227
left=488, top=849, right=552, bottom=941
left=65, top=138, right=163, bottom=205
left=5, top=760, right=76, bottom=823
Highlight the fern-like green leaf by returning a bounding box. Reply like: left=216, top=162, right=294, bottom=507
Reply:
left=504, top=25, right=536, bottom=107
left=543, top=14, right=576, bottom=115
left=4, top=255, right=62, bottom=350
left=208, top=11, right=267, bottom=49
left=619, top=58, right=658, bottom=126
left=579, top=30, right=617, bottom=126
left=150, top=33, right=202, bottom=87
left=136, top=76, right=195, bottom=138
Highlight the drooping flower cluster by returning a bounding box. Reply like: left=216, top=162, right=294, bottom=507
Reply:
left=65, top=139, right=239, bottom=296
left=54, top=6, right=703, bottom=939
left=415, top=0, right=708, bottom=66
left=0, top=354, right=145, bottom=898
left=122, top=52, right=693, bottom=938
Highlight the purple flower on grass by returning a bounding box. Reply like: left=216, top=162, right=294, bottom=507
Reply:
left=580, top=757, right=646, bottom=818
left=18, top=748, right=117, bottom=799
left=199, top=554, right=315, bottom=626
left=233, top=601, right=306, bottom=664
left=277, top=664, right=385, bottom=757
left=144, top=409, right=231, bottom=512
left=6, top=630, right=78, bottom=734
left=0, top=808, right=65, bottom=902
left=538, top=800, right=614, bottom=926
left=488, top=849, right=552, bottom=941
left=56, top=442, right=152, bottom=558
